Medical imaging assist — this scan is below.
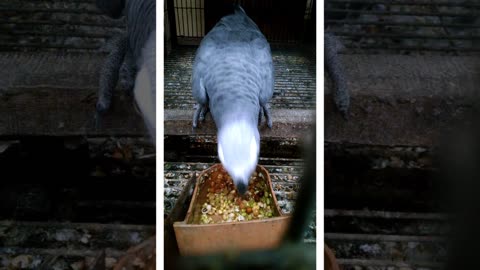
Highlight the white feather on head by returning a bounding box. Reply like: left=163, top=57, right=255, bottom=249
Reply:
left=218, top=119, right=259, bottom=188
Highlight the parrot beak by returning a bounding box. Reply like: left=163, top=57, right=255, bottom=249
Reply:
left=236, top=181, right=248, bottom=195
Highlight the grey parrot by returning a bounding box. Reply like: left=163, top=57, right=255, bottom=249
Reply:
left=95, top=0, right=156, bottom=144
left=192, top=5, right=274, bottom=195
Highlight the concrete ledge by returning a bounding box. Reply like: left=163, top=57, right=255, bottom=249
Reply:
left=164, top=109, right=316, bottom=138
left=325, top=95, right=473, bottom=146
left=2, top=52, right=479, bottom=143
left=325, top=54, right=480, bottom=146
left=0, top=87, right=147, bottom=137
left=326, top=54, right=480, bottom=98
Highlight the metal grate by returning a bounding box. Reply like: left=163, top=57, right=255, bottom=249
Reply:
left=325, top=0, right=480, bottom=54
left=325, top=144, right=445, bottom=269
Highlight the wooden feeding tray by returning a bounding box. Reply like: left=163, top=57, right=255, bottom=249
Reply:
left=325, top=244, right=340, bottom=270
left=173, top=164, right=292, bottom=256
left=113, top=236, right=156, bottom=270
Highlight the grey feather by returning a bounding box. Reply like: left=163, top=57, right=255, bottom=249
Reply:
left=192, top=7, right=274, bottom=128
left=192, top=6, right=273, bottom=192
left=120, top=49, right=137, bottom=94
left=97, top=33, right=127, bottom=114
left=124, top=0, right=156, bottom=65
left=325, top=32, right=350, bottom=119
left=95, top=0, right=156, bottom=144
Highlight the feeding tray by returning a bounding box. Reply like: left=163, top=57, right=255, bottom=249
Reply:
left=325, top=244, right=340, bottom=270
left=173, top=164, right=292, bottom=256
left=113, top=236, right=156, bottom=270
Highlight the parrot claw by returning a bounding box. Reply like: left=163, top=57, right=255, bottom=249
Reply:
left=193, top=103, right=208, bottom=128
left=93, top=111, right=103, bottom=130
left=199, top=105, right=209, bottom=122
left=94, top=100, right=110, bottom=130
left=262, top=105, right=273, bottom=129
left=335, top=98, right=350, bottom=121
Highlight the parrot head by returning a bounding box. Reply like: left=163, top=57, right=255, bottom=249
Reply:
left=218, top=120, right=259, bottom=195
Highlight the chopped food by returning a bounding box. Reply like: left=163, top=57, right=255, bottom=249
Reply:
left=197, top=167, right=275, bottom=224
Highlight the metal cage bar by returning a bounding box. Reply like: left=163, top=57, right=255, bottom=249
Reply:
left=171, top=0, right=313, bottom=46
left=172, top=0, right=205, bottom=45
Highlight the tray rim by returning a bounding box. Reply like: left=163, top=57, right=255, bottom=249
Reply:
left=179, top=163, right=290, bottom=226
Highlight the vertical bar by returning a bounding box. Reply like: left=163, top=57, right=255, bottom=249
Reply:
left=191, top=0, right=194, bottom=37
left=175, top=0, right=182, bottom=36
left=178, top=0, right=182, bottom=36
left=196, top=0, right=200, bottom=37
left=188, top=0, right=192, bottom=37
left=177, top=0, right=185, bottom=37
left=184, top=0, right=189, bottom=37
left=193, top=0, right=196, bottom=37
left=187, top=0, right=191, bottom=37
left=183, top=0, right=190, bottom=37
left=177, top=0, right=181, bottom=37
left=182, top=0, right=186, bottom=37
left=193, top=0, right=197, bottom=37
left=201, top=0, right=205, bottom=36
left=167, top=0, right=177, bottom=46
left=202, top=0, right=207, bottom=35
